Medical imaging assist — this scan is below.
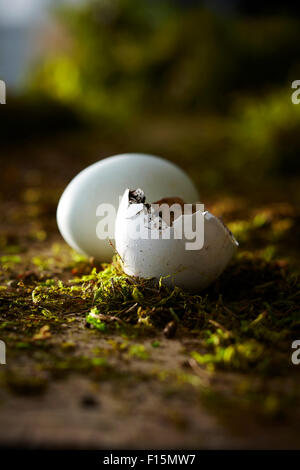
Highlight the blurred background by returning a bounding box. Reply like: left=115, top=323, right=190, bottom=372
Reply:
left=1, top=0, right=300, bottom=248
left=1, top=1, right=300, bottom=450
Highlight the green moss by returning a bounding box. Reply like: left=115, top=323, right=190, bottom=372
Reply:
left=191, top=339, right=265, bottom=372
left=0, top=255, right=21, bottom=269
left=2, top=251, right=299, bottom=377
left=86, top=307, right=107, bottom=332
left=1, top=216, right=299, bottom=427
left=128, top=344, right=149, bottom=360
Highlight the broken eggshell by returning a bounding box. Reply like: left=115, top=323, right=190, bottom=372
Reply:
left=57, top=153, right=199, bottom=262
left=115, top=189, right=238, bottom=291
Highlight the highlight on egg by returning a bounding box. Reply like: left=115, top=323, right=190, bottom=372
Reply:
left=56, top=153, right=199, bottom=262
left=115, top=188, right=238, bottom=291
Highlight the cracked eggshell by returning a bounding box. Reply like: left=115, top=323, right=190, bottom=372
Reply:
left=115, top=189, right=238, bottom=291
left=57, top=153, right=199, bottom=262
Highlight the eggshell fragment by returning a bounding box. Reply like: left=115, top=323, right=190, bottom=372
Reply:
left=115, top=189, right=238, bottom=291
left=57, top=153, right=199, bottom=261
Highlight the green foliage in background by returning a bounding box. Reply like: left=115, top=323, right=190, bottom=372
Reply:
left=230, top=90, right=300, bottom=178
left=28, top=0, right=300, bottom=185
left=30, top=1, right=300, bottom=118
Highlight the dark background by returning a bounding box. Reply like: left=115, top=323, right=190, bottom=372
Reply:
left=1, top=0, right=300, bottom=200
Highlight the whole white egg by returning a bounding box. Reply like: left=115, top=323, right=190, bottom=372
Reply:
left=57, top=153, right=199, bottom=261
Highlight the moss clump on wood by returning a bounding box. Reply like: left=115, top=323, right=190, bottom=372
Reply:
left=1, top=250, right=299, bottom=377
left=0, top=201, right=299, bottom=429
left=66, top=254, right=299, bottom=374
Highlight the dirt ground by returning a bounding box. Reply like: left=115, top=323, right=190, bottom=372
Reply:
left=0, top=120, right=299, bottom=449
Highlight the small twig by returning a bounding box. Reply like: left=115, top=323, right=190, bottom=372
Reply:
left=223, top=305, right=239, bottom=319
left=208, top=319, right=232, bottom=337
left=124, top=302, right=138, bottom=314
left=249, top=310, right=268, bottom=327
left=108, top=239, right=124, bottom=264
left=143, top=287, right=160, bottom=294
left=64, top=309, right=90, bottom=316
left=96, top=313, right=124, bottom=324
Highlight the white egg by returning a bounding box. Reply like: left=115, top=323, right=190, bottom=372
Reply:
left=115, top=189, right=238, bottom=291
left=57, top=153, right=199, bottom=261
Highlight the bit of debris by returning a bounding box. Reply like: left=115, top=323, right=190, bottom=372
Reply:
left=129, top=188, right=146, bottom=204
left=163, top=320, right=177, bottom=339
left=32, top=325, right=51, bottom=341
